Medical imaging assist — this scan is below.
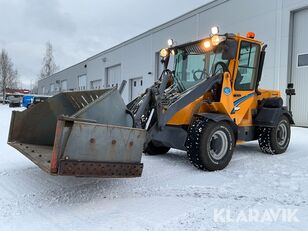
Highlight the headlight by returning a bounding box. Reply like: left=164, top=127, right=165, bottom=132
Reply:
left=160, top=48, right=169, bottom=58
left=211, top=35, right=226, bottom=46
left=203, top=40, right=211, bottom=49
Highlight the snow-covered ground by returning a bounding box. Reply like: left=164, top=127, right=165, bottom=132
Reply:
left=0, top=104, right=308, bottom=231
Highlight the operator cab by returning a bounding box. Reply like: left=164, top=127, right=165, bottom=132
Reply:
left=172, top=42, right=229, bottom=91
left=159, top=27, right=263, bottom=97
left=160, top=29, right=238, bottom=93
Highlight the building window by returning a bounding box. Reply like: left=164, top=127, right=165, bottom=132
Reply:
left=78, top=74, right=87, bottom=91
left=42, top=87, right=46, bottom=94
left=298, top=54, right=308, bottom=67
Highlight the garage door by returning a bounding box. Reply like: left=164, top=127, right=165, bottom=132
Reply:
left=291, top=9, right=308, bottom=126
left=106, top=65, right=121, bottom=88
left=90, top=79, right=102, bottom=89
left=61, top=80, right=67, bottom=91
left=78, top=75, right=87, bottom=90
left=130, top=77, right=143, bottom=101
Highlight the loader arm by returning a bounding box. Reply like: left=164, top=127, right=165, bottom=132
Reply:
left=157, top=73, right=223, bottom=127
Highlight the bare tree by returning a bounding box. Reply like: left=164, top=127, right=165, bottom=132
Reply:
left=39, top=42, right=59, bottom=80
left=31, top=80, right=39, bottom=94
left=0, top=49, right=18, bottom=104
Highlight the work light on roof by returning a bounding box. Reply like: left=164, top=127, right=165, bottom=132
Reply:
left=167, top=39, right=174, bottom=47
left=211, top=26, right=219, bottom=35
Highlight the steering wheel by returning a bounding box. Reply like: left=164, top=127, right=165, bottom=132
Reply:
left=213, top=61, right=228, bottom=74
left=193, top=70, right=205, bottom=81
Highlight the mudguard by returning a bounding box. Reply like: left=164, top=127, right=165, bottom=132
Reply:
left=255, top=107, right=294, bottom=127
left=195, top=112, right=234, bottom=123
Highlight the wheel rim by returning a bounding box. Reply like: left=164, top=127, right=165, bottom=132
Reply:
left=276, top=121, right=288, bottom=146
left=209, top=130, right=228, bottom=161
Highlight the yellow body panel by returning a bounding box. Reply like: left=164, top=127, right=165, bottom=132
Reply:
left=167, top=96, right=204, bottom=125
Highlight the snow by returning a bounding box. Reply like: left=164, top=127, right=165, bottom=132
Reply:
left=0, top=104, right=308, bottom=231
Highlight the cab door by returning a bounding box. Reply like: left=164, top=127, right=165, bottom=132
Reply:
left=232, top=40, right=261, bottom=125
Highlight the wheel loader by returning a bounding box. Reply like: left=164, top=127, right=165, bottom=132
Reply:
left=8, top=27, right=294, bottom=177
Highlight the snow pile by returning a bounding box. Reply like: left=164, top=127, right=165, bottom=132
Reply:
left=0, top=104, right=307, bottom=231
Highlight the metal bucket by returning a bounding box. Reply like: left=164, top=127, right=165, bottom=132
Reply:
left=8, top=88, right=145, bottom=177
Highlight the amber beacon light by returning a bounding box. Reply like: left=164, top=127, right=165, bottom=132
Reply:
left=246, top=31, right=256, bottom=39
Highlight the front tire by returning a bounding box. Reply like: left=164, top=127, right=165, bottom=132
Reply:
left=186, top=119, right=235, bottom=171
left=258, top=115, right=291, bottom=154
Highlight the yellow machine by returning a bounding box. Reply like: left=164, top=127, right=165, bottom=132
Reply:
left=8, top=27, right=295, bottom=177
left=129, top=26, right=294, bottom=171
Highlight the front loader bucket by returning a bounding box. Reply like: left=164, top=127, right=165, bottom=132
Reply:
left=8, top=88, right=145, bottom=177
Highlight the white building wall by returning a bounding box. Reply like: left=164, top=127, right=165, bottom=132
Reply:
left=38, top=61, right=87, bottom=94
left=87, top=58, right=104, bottom=87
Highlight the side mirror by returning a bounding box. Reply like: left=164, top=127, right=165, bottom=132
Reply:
left=215, top=39, right=237, bottom=60
left=161, top=56, right=170, bottom=70
left=286, top=83, right=296, bottom=96
left=285, top=83, right=295, bottom=115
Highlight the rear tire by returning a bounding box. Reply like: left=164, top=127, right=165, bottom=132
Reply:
left=258, top=115, right=291, bottom=154
left=186, top=118, right=235, bottom=171
left=145, top=142, right=170, bottom=155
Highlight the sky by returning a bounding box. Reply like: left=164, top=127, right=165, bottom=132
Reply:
left=0, top=0, right=209, bottom=89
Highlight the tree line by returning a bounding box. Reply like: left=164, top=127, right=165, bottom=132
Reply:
left=0, top=42, right=59, bottom=102
left=0, top=49, right=18, bottom=102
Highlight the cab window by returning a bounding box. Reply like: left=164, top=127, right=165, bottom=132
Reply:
left=234, top=41, right=260, bottom=91
left=186, top=54, right=206, bottom=82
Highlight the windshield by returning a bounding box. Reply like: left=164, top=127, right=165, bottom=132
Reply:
left=173, top=45, right=228, bottom=91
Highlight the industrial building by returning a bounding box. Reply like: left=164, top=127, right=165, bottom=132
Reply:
left=38, top=0, right=308, bottom=126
